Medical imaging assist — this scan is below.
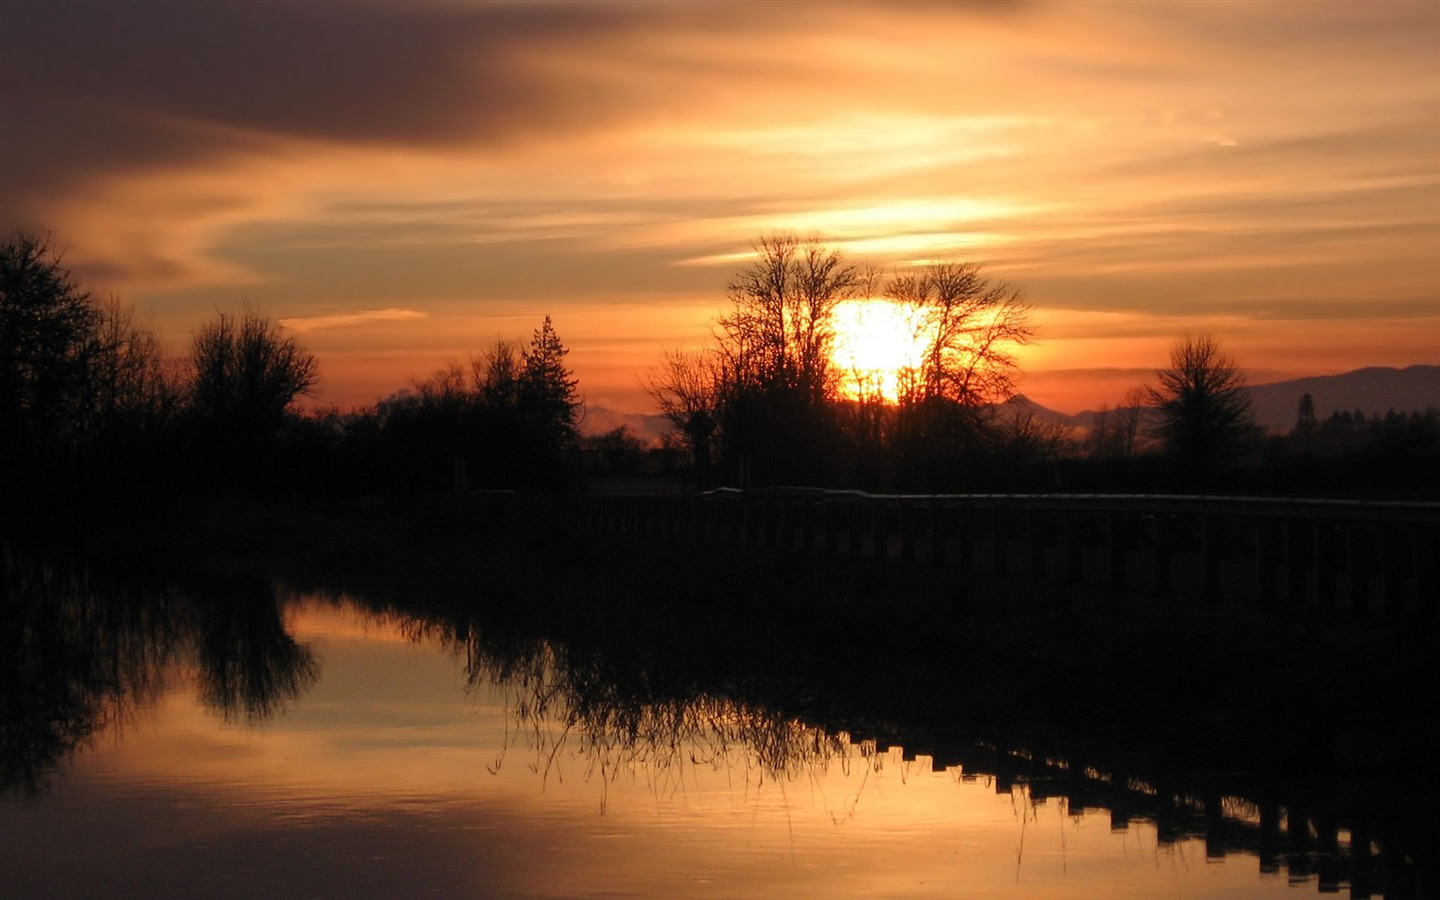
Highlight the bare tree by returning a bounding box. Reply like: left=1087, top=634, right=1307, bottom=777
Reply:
left=472, top=339, right=522, bottom=411
left=84, top=295, right=182, bottom=437
left=408, top=361, right=472, bottom=418
left=1089, top=386, right=1147, bottom=459
left=1115, top=386, right=1146, bottom=458
left=1147, top=335, right=1254, bottom=475
left=704, top=234, right=875, bottom=484
left=0, top=233, right=102, bottom=461
left=886, top=261, right=1032, bottom=408
left=189, top=309, right=317, bottom=440
left=878, top=261, right=1033, bottom=488
left=716, top=233, right=870, bottom=402
left=641, top=347, right=722, bottom=482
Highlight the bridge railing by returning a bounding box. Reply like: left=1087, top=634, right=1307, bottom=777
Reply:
left=582, top=489, right=1440, bottom=619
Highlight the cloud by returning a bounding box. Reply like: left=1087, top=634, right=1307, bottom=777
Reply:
left=3, top=0, right=1436, bottom=413
left=279, top=308, right=427, bottom=333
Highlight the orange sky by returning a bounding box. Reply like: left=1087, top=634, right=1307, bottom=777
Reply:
left=3, top=1, right=1437, bottom=416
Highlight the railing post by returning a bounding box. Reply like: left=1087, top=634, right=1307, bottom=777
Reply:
left=990, top=506, right=1008, bottom=575
left=1416, top=521, right=1439, bottom=620
left=1284, top=517, right=1312, bottom=608
left=1107, top=512, right=1127, bottom=591
left=1064, top=511, right=1086, bottom=585
left=955, top=507, right=974, bottom=576
left=930, top=502, right=952, bottom=568
left=1315, top=522, right=1339, bottom=614
left=1152, top=513, right=1173, bottom=595
left=1027, top=508, right=1046, bottom=578
left=900, top=500, right=919, bottom=564
left=1200, top=514, right=1221, bottom=601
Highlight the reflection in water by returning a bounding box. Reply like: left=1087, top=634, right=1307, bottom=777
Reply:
left=1, top=546, right=179, bottom=795
left=445, top=632, right=849, bottom=812
left=1, top=547, right=317, bottom=794
left=1, top=548, right=1429, bottom=897
left=338, top=595, right=1422, bottom=896
left=194, top=573, right=319, bottom=723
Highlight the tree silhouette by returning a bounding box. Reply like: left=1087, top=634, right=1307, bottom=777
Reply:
left=1295, top=392, right=1317, bottom=434
left=189, top=309, right=317, bottom=441
left=520, top=315, right=582, bottom=455
left=476, top=338, right=522, bottom=411
left=1147, top=335, right=1255, bottom=482
left=186, top=309, right=317, bottom=490
left=0, top=233, right=102, bottom=470
left=1089, top=386, right=1147, bottom=460
left=885, top=261, right=1032, bottom=489
left=644, top=236, right=1036, bottom=490
left=718, top=234, right=870, bottom=403
left=0, top=234, right=178, bottom=501
left=711, top=234, right=873, bottom=485
left=887, top=261, right=1031, bottom=408
left=88, top=298, right=175, bottom=420
left=641, top=347, right=721, bottom=484
left=355, top=321, right=583, bottom=494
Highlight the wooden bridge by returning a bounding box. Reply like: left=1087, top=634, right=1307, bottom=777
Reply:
left=583, top=489, right=1440, bottom=618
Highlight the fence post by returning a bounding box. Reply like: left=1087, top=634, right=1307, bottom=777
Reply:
left=1064, top=511, right=1086, bottom=585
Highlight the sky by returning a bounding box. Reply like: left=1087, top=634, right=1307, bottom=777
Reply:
left=3, top=0, right=1437, bottom=416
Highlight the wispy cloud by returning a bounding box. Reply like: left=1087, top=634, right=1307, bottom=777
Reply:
left=3, top=0, right=1436, bottom=412
left=280, top=309, right=427, bottom=333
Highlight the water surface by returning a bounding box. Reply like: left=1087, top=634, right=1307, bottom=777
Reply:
left=0, top=556, right=1407, bottom=898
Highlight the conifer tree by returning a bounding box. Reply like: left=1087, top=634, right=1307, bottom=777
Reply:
left=520, top=315, right=581, bottom=452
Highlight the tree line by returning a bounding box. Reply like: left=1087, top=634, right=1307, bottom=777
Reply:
left=4, top=229, right=1433, bottom=515
left=645, top=236, right=1435, bottom=496
left=0, top=233, right=582, bottom=509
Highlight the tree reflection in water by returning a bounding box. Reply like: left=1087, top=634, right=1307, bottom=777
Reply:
left=1, top=546, right=180, bottom=795
left=194, top=572, right=319, bottom=723
left=309, top=585, right=1430, bottom=897
left=362, top=605, right=861, bottom=814
left=1, top=546, right=318, bottom=795
left=5, top=551, right=1432, bottom=896
left=478, top=640, right=852, bottom=812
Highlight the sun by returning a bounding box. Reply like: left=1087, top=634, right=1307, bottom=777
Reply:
left=831, top=299, right=929, bottom=402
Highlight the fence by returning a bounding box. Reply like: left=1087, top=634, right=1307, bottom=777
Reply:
left=583, top=489, right=1440, bottom=617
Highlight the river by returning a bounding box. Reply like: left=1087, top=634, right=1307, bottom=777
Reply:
left=0, top=543, right=1426, bottom=898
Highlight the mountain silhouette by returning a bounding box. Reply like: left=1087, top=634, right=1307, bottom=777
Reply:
left=1011, top=365, right=1440, bottom=435
left=1244, top=365, right=1440, bottom=431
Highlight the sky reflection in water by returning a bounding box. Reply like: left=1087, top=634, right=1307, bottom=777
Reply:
left=3, top=593, right=1323, bottom=899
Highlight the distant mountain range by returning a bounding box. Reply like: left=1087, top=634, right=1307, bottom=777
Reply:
left=583, top=365, right=1440, bottom=443
left=1017, top=364, right=1440, bottom=434
left=1244, top=365, right=1440, bottom=431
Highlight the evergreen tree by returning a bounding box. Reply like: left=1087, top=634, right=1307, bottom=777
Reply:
left=520, top=315, right=581, bottom=454
left=1295, top=392, right=1317, bottom=435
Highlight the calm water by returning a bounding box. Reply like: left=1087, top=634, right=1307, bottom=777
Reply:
left=0, top=550, right=1413, bottom=898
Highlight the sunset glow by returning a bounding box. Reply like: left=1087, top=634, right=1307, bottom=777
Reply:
left=2, top=1, right=1435, bottom=416
left=832, top=299, right=930, bottom=402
